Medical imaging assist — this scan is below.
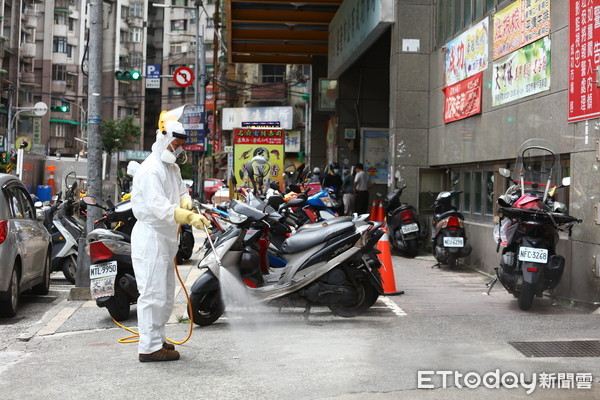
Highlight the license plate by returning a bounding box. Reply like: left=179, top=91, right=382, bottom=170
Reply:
left=401, top=223, right=419, bottom=234
left=518, top=246, right=548, bottom=264
left=90, top=261, right=117, bottom=299
left=443, top=237, right=464, bottom=247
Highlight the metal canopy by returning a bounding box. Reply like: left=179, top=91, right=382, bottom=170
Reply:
left=227, top=0, right=343, bottom=65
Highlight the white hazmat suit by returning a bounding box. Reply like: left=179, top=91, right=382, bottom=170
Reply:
left=131, top=121, right=203, bottom=358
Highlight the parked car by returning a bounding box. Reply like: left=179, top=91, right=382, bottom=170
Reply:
left=0, top=174, right=52, bottom=317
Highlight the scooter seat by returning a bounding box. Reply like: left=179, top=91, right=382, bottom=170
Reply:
left=296, top=215, right=352, bottom=232
left=281, top=221, right=355, bottom=254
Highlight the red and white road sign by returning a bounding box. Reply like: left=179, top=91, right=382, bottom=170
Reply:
left=173, top=66, right=194, bottom=88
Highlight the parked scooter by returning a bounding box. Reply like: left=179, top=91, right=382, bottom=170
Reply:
left=430, top=182, right=472, bottom=268
left=42, top=181, right=83, bottom=284
left=488, top=139, right=581, bottom=310
left=383, top=185, right=423, bottom=257
left=188, top=199, right=385, bottom=326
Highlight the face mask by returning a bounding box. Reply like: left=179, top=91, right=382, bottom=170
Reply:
left=333, top=169, right=339, bottom=174
left=160, top=143, right=183, bottom=164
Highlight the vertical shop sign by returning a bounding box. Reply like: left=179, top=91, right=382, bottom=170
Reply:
left=568, top=0, right=600, bottom=122
left=445, top=18, right=488, bottom=86
left=492, top=37, right=551, bottom=106
left=233, top=128, right=285, bottom=191
left=443, top=72, right=483, bottom=123
left=493, top=0, right=551, bottom=60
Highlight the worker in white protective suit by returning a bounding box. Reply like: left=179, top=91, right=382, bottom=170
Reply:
left=131, top=119, right=210, bottom=362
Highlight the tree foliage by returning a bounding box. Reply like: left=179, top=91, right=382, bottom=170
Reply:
left=100, top=115, right=141, bottom=155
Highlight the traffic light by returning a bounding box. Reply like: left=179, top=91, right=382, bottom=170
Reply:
left=50, top=105, right=69, bottom=112
left=115, top=70, right=141, bottom=80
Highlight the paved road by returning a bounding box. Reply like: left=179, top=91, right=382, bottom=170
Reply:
left=0, top=237, right=599, bottom=399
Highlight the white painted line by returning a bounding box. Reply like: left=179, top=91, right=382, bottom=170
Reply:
left=380, top=296, right=407, bottom=316
left=36, top=306, right=79, bottom=336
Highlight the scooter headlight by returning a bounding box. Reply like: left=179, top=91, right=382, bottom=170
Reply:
left=319, top=196, right=334, bottom=208
left=227, top=209, right=248, bottom=224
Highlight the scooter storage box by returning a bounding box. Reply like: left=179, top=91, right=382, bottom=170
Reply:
left=37, top=185, right=53, bottom=203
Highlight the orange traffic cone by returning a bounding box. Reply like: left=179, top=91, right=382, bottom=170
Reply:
left=376, top=201, right=385, bottom=223
left=376, top=227, right=404, bottom=295
left=369, top=200, right=378, bottom=221
left=46, top=165, right=56, bottom=195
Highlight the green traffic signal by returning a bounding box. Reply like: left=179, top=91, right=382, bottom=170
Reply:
left=50, top=105, right=69, bottom=112
left=115, top=70, right=141, bottom=81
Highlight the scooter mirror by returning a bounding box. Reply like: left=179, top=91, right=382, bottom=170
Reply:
left=561, top=177, right=571, bottom=187
left=395, top=170, right=401, bottom=179
left=82, top=195, right=98, bottom=206
left=499, top=168, right=511, bottom=178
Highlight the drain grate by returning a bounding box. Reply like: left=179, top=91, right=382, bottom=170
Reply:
left=510, top=340, right=600, bottom=358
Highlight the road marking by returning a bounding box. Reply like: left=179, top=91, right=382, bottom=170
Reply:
left=36, top=306, right=79, bottom=336
left=380, top=296, right=407, bottom=316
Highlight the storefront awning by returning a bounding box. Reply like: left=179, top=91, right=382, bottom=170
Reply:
left=227, top=0, right=342, bottom=65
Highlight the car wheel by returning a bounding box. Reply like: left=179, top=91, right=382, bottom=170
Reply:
left=0, top=267, right=20, bottom=318
left=32, top=252, right=51, bottom=295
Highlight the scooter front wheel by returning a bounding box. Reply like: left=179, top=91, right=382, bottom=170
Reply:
left=190, top=290, right=225, bottom=326
left=62, top=256, right=77, bottom=284
left=327, top=277, right=378, bottom=318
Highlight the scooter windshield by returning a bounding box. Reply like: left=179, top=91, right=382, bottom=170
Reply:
left=513, top=138, right=556, bottom=194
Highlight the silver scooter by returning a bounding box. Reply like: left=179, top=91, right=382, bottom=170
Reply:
left=189, top=199, right=385, bottom=326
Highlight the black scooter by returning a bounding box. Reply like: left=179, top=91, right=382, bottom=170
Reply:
left=430, top=186, right=472, bottom=269
left=383, top=186, right=423, bottom=258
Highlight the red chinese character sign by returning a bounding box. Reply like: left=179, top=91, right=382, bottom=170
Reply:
left=233, top=128, right=284, bottom=191
left=568, top=0, right=600, bottom=122
left=443, top=72, right=483, bottom=123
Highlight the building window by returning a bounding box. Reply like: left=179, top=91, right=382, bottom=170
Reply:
left=52, top=123, right=67, bottom=138
left=129, top=27, right=142, bottom=43
left=67, top=44, right=73, bottom=58
left=261, top=65, right=285, bottom=83
left=52, top=64, right=67, bottom=81
left=130, top=52, right=143, bottom=68
left=169, top=64, right=185, bottom=74
left=171, top=19, right=187, bottom=31
left=169, top=87, right=185, bottom=98
left=170, top=44, right=188, bottom=55
left=54, top=13, right=68, bottom=25
left=131, top=2, right=143, bottom=18
left=117, top=107, right=136, bottom=118
left=436, top=0, right=496, bottom=46
left=53, top=37, right=68, bottom=53
left=121, top=5, right=129, bottom=18
left=68, top=18, right=75, bottom=31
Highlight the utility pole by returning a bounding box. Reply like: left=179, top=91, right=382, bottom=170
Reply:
left=73, top=0, right=103, bottom=294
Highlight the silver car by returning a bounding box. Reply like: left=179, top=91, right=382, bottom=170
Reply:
left=0, top=173, right=51, bottom=317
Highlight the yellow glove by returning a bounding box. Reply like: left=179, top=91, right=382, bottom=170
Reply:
left=180, top=197, right=193, bottom=210
left=173, top=207, right=210, bottom=230
left=121, top=193, right=131, bottom=201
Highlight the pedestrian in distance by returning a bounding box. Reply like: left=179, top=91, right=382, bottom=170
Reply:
left=131, top=118, right=210, bottom=363
left=321, top=162, right=343, bottom=194
left=308, top=167, right=322, bottom=184
left=341, top=165, right=355, bottom=215
left=353, top=163, right=371, bottom=215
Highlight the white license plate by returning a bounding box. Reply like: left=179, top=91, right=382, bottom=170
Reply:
left=518, top=246, right=548, bottom=264
left=443, top=237, right=464, bottom=247
left=90, top=261, right=118, bottom=299
left=401, top=223, right=419, bottom=234
left=90, top=261, right=118, bottom=279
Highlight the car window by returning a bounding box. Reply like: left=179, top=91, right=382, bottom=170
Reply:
left=15, top=188, right=35, bottom=219
left=3, top=187, right=25, bottom=219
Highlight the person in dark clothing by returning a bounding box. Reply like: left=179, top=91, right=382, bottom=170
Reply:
left=321, top=162, right=344, bottom=215
left=353, top=163, right=371, bottom=215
